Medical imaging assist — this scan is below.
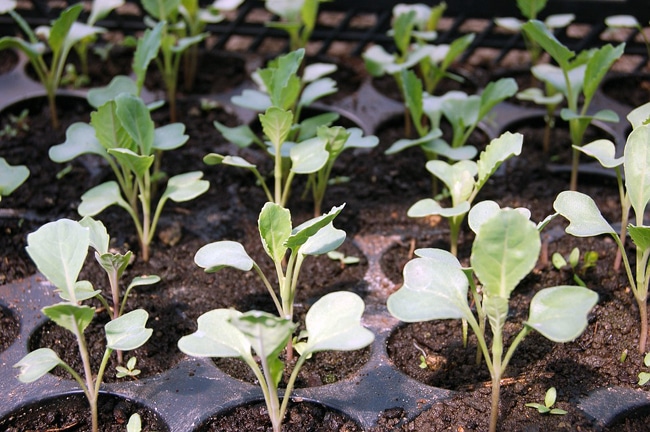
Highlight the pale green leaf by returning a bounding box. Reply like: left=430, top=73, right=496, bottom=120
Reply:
left=628, top=226, right=650, bottom=252
left=576, top=139, right=623, bottom=168
left=522, top=20, right=574, bottom=68
left=259, top=202, right=292, bottom=262
left=286, top=203, right=344, bottom=250
left=49, top=123, right=105, bottom=162
left=79, top=216, right=109, bottom=254
left=0, top=157, right=29, bottom=196
left=78, top=181, right=130, bottom=216
left=290, top=137, right=328, bottom=174
left=300, top=291, right=374, bottom=355
left=627, top=102, right=650, bottom=129
left=231, top=89, right=272, bottom=111
left=162, top=171, right=209, bottom=202
left=214, top=121, right=258, bottom=148
left=178, top=309, right=253, bottom=361
left=299, top=222, right=345, bottom=256
left=105, top=309, right=152, bottom=351
left=476, top=131, right=523, bottom=188
left=407, top=199, right=470, bottom=218
left=14, top=348, right=62, bottom=383
left=25, top=219, right=89, bottom=301
left=195, top=240, right=253, bottom=272
left=260, top=107, right=293, bottom=151
left=472, top=209, right=540, bottom=299
left=553, top=191, right=615, bottom=237
left=387, top=256, right=472, bottom=322
left=153, top=124, right=188, bottom=151
left=525, top=286, right=598, bottom=342
left=43, top=303, right=95, bottom=334
left=625, top=125, right=650, bottom=217
left=299, top=77, right=337, bottom=107
left=115, top=94, right=155, bottom=155
left=107, top=148, right=154, bottom=177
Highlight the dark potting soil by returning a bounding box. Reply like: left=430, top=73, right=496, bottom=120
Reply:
left=0, top=49, right=18, bottom=75
left=0, top=303, right=19, bottom=352
left=0, top=393, right=169, bottom=432
left=197, top=400, right=362, bottom=432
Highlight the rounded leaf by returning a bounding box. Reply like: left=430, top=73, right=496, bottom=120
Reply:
left=553, top=191, right=615, bottom=237
left=525, top=286, right=598, bottom=342
left=194, top=240, right=254, bottom=272
left=163, top=171, right=209, bottom=202
left=301, top=291, right=374, bottom=355
left=14, top=348, right=62, bottom=383
left=178, top=309, right=252, bottom=359
left=387, top=257, right=471, bottom=322
left=78, top=181, right=127, bottom=216
left=105, top=309, right=153, bottom=351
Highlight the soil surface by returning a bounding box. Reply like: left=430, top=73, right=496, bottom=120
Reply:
left=2, top=47, right=650, bottom=430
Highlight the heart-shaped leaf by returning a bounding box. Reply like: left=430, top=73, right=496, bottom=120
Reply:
left=49, top=123, right=105, bottom=162
left=162, top=171, right=209, bottom=202
left=553, top=191, right=615, bottom=237
left=195, top=240, right=254, bottom=272
left=105, top=309, right=152, bottom=351
left=525, top=286, right=598, bottom=342
left=14, top=348, right=63, bottom=383
left=178, top=309, right=253, bottom=360
left=78, top=181, right=130, bottom=216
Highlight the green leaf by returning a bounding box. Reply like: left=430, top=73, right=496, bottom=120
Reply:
left=478, top=78, right=518, bottom=120
left=385, top=129, right=442, bottom=155
left=605, top=15, right=639, bottom=28
left=401, top=69, right=423, bottom=126
left=576, top=139, right=623, bottom=168
left=387, top=256, right=472, bottom=322
left=525, top=286, right=598, bottom=342
left=0, top=38, right=44, bottom=65
left=426, top=140, right=477, bottom=160
left=259, top=49, right=304, bottom=109
left=0, top=0, right=17, bottom=14
left=48, top=4, right=83, bottom=55
left=127, top=275, right=160, bottom=291
left=472, top=209, right=540, bottom=299
left=625, top=125, right=650, bottom=217
left=25, top=219, right=89, bottom=302
left=88, top=0, right=125, bottom=25
left=560, top=108, right=619, bottom=123
left=522, top=20, right=574, bottom=69
left=133, top=22, right=163, bottom=90
left=553, top=191, right=615, bottom=237
left=0, top=157, right=29, bottom=196
left=299, top=77, right=337, bottom=107
left=532, top=64, right=585, bottom=98
left=79, top=216, right=110, bottom=254
left=362, top=45, right=395, bottom=76
left=297, top=112, right=339, bottom=141
left=108, top=148, right=154, bottom=178
left=299, top=222, right=346, bottom=256
left=299, top=291, right=374, bottom=355
left=407, top=199, right=470, bottom=218
left=126, top=413, right=142, bottom=432
left=88, top=75, right=139, bottom=109
left=49, top=123, right=105, bottom=162
left=392, top=10, right=416, bottom=55
left=161, top=171, right=209, bottom=202
left=91, top=100, right=134, bottom=152
left=14, top=348, right=62, bottom=383
left=259, top=107, right=293, bottom=152
left=484, top=295, right=509, bottom=337
left=115, top=94, right=155, bottom=155
left=141, top=0, right=181, bottom=20
left=468, top=200, right=530, bottom=234
left=105, top=309, right=152, bottom=351
left=96, top=253, right=131, bottom=280
left=425, top=160, right=477, bottom=204
left=476, top=131, right=523, bottom=189
left=583, top=44, right=625, bottom=100
left=78, top=181, right=130, bottom=216
left=628, top=226, right=650, bottom=252
left=153, top=124, right=188, bottom=151
left=627, top=102, right=650, bottom=129
left=290, top=137, right=328, bottom=174
left=178, top=309, right=253, bottom=361
left=302, top=63, right=337, bottom=82
left=286, top=204, right=344, bottom=250
left=214, top=121, right=258, bottom=148
left=43, top=303, right=95, bottom=334
left=545, top=387, right=558, bottom=408
left=259, top=202, right=292, bottom=262
left=231, top=311, right=296, bottom=359
left=231, top=89, right=272, bottom=112
left=517, top=0, right=546, bottom=19
left=194, top=240, right=254, bottom=272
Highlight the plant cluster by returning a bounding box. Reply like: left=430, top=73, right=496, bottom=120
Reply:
left=4, top=2, right=648, bottom=431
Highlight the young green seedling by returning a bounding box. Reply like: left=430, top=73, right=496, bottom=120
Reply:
left=495, top=0, right=574, bottom=67
left=525, top=387, right=568, bottom=415
left=363, top=3, right=474, bottom=136
left=522, top=19, right=624, bottom=191
left=407, top=131, right=523, bottom=256
left=385, top=74, right=517, bottom=169
left=140, top=0, right=207, bottom=122
left=327, top=250, right=360, bottom=269
left=72, top=0, right=125, bottom=82
left=49, top=93, right=209, bottom=261
left=194, top=202, right=346, bottom=325
left=15, top=218, right=153, bottom=432
left=116, top=356, right=142, bottom=379
left=388, top=201, right=598, bottom=432
left=554, top=102, right=650, bottom=351
left=0, top=108, right=29, bottom=138
left=178, top=290, right=374, bottom=432
left=552, top=247, right=598, bottom=287
left=176, top=0, right=243, bottom=91
left=264, top=0, right=327, bottom=51
left=208, top=49, right=377, bottom=214
left=0, top=157, right=29, bottom=201
left=0, top=1, right=104, bottom=128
